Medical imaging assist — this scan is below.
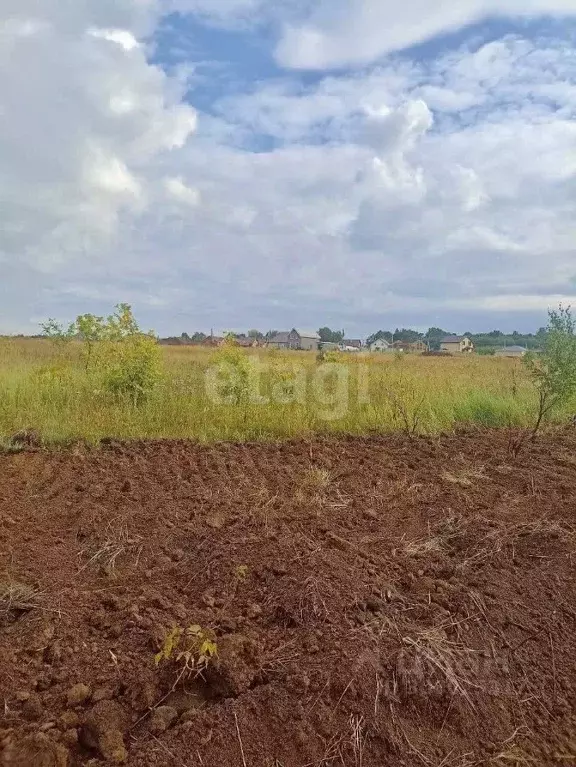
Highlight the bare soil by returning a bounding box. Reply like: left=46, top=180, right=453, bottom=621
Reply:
left=1, top=430, right=576, bottom=766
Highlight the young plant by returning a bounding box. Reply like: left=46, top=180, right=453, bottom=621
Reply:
left=74, top=313, right=106, bottom=370
left=155, top=624, right=218, bottom=678
left=211, top=334, right=253, bottom=405
left=523, top=305, right=576, bottom=440
left=384, top=385, right=426, bottom=437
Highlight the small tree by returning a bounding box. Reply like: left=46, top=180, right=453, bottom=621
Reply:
left=41, top=318, right=75, bottom=348
left=43, top=304, right=163, bottom=405
left=75, top=313, right=106, bottom=369
left=523, top=305, right=576, bottom=440
left=210, top=333, right=252, bottom=405
left=95, top=304, right=162, bottom=405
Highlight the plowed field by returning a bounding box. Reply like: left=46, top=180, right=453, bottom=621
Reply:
left=1, top=430, right=576, bottom=766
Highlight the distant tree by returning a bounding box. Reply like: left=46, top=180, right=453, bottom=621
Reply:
left=265, top=329, right=278, bottom=340
left=247, top=329, right=264, bottom=340
left=318, top=327, right=345, bottom=344
left=366, top=330, right=393, bottom=346
left=488, top=330, right=504, bottom=338
left=190, top=332, right=206, bottom=344
left=394, top=328, right=424, bottom=343
left=423, top=327, right=450, bottom=350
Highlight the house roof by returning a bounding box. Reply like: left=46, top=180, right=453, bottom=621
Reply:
left=343, top=339, right=362, bottom=347
left=441, top=335, right=468, bottom=343
left=497, top=345, right=527, bottom=352
left=269, top=331, right=292, bottom=343
left=296, top=330, right=320, bottom=339
left=370, top=338, right=390, bottom=345
left=392, top=340, right=425, bottom=348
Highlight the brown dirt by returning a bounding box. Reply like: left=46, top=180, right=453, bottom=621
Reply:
left=1, top=429, right=576, bottom=766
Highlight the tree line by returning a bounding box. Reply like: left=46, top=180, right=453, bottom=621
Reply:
left=160, top=326, right=548, bottom=350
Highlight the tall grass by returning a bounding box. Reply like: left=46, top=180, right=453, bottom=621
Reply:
left=0, top=338, right=574, bottom=443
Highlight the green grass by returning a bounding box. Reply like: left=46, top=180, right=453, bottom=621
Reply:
left=0, top=338, right=574, bottom=443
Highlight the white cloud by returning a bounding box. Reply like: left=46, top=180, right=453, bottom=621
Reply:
left=164, top=176, right=201, bottom=206
left=88, top=27, right=140, bottom=50
left=0, top=1, right=196, bottom=281
left=275, top=0, right=576, bottom=69
left=2, top=0, right=576, bottom=334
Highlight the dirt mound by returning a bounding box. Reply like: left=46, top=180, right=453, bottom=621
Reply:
left=1, top=430, right=576, bottom=765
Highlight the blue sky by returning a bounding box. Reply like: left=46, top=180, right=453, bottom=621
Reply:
left=2, top=1, right=576, bottom=336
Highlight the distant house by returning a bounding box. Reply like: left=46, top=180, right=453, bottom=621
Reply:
left=266, top=330, right=299, bottom=350
left=233, top=334, right=259, bottom=348
left=342, top=339, right=363, bottom=350
left=392, top=340, right=427, bottom=353
left=494, top=345, right=528, bottom=358
left=202, top=336, right=224, bottom=347
left=440, top=335, right=474, bottom=354
left=267, top=329, right=320, bottom=351
left=297, top=330, right=321, bottom=351
left=369, top=339, right=391, bottom=353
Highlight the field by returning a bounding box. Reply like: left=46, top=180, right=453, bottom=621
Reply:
left=2, top=337, right=576, bottom=765
left=1, top=430, right=576, bottom=766
left=1, top=338, right=575, bottom=444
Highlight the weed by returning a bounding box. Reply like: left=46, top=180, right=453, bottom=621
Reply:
left=452, top=392, right=520, bottom=428
left=384, top=384, right=426, bottom=436
left=301, top=467, right=332, bottom=491
left=155, top=624, right=218, bottom=678
left=234, top=565, right=249, bottom=581
left=209, top=335, right=253, bottom=406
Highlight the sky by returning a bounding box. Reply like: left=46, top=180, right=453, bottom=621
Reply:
left=1, top=1, right=576, bottom=337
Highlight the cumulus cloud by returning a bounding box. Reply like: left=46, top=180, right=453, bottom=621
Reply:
left=206, top=36, right=576, bottom=329
left=2, top=0, right=576, bottom=334
left=0, top=0, right=197, bottom=324
left=275, top=0, right=576, bottom=69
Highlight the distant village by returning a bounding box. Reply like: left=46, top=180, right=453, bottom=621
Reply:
left=160, top=327, right=543, bottom=357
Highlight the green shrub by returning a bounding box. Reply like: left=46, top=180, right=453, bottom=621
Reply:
left=43, top=304, right=163, bottom=406
left=524, top=305, right=576, bottom=437
left=97, top=332, right=162, bottom=405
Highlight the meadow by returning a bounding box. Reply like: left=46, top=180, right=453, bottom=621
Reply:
left=0, top=337, right=573, bottom=444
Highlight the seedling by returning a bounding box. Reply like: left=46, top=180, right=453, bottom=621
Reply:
left=155, top=624, right=218, bottom=677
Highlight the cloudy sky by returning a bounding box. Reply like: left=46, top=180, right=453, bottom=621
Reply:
left=2, top=1, right=576, bottom=336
